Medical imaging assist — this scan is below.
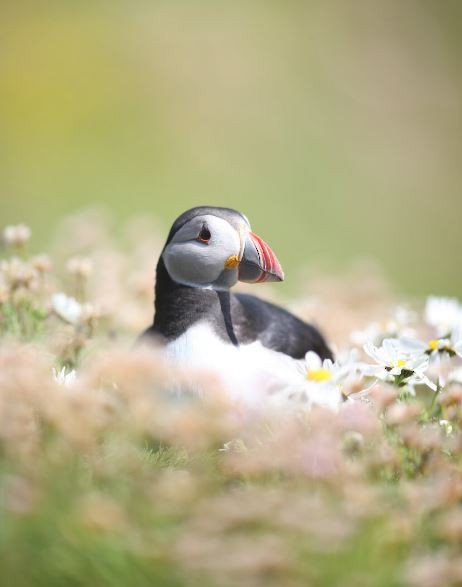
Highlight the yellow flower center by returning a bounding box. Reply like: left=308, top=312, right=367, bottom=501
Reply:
left=428, top=339, right=440, bottom=351
left=307, top=368, right=332, bottom=382
left=396, top=359, right=406, bottom=368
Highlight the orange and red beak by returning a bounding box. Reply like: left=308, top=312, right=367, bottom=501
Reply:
left=238, top=232, right=284, bottom=283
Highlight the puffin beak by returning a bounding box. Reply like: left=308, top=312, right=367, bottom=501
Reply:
left=238, top=232, right=284, bottom=283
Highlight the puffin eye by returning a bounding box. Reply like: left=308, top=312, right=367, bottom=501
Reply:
left=197, top=226, right=211, bottom=244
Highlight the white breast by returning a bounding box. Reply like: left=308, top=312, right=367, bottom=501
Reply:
left=164, top=322, right=303, bottom=407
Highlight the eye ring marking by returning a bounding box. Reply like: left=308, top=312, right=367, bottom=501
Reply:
left=196, top=226, right=211, bottom=244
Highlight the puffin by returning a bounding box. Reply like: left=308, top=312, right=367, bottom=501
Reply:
left=141, top=207, right=333, bottom=378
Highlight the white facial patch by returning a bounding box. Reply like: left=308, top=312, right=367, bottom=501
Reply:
left=163, top=215, right=242, bottom=288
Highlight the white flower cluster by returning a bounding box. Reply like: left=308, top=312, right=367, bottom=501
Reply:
left=49, top=293, right=462, bottom=413
left=281, top=296, right=462, bottom=409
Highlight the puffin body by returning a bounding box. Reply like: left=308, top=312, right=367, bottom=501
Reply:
left=141, top=206, right=332, bottom=398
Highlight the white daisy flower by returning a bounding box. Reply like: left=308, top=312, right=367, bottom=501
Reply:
left=431, top=326, right=462, bottom=358
left=302, top=351, right=352, bottom=384
left=52, top=366, right=77, bottom=387
left=425, top=296, right=462, bottom=337
left=52, top=293, right=82, bottom=324
left=402, top=326, right=462, bottom=361
left=363, top=338, right=436, bottom=391
left=401, top=331, right=462, bottom=388
left=351, top=306, right=416, bottom=346
left=288, top=351, right=361, bottom=409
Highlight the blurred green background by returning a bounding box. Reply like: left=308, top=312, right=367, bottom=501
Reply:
left=1, top=0, right=461, bottom=296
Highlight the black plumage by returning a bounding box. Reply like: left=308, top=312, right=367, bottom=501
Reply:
left=141, top=207, right=333, bottom=361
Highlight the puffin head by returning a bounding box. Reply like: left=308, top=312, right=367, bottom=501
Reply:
left=161, top=206, right=284, bottom=290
